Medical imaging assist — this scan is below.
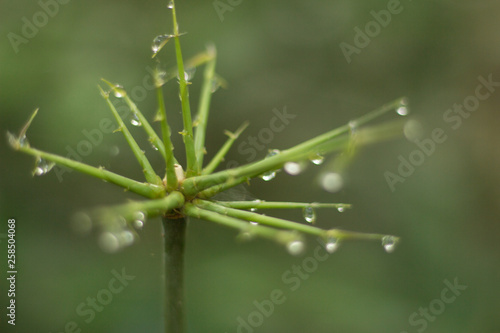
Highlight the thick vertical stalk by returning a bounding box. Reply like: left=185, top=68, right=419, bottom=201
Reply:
left=162, top=216, right=187, bottom=333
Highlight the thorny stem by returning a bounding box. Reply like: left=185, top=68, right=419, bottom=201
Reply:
left=171, top=0, right=198, bottom=176
left=162, top=216, right=187, bottom=333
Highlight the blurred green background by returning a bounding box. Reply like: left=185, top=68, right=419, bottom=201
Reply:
left=1, top=0, right=499, bottom=332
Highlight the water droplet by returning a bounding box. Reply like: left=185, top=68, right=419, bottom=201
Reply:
left=396, top=106, right=409, bottom=116
left=154, top=68, right=168, bottom=87
left=250, top=221, right=258, bottom=225
left=260, top=171, right=276, bottom=181
left=287, top=240, right=304, bottom=255
left=132, top=211, right=146, bottom=230
left=99, top=232, right=120, bottom=253
left=19, top=134, right=29, bottom=148
left=265, top=149, right=280, bottom=158
left=403, top=119, right=424, bottom=142
left=113, top=85, right=126, bottom=98
left=133, top=219, right=144, bottom=230
left=119, top=230, right=135, bottom=246
left=109, top=146, right=120, bottom=156
left=321, top=172, right=344, bottom=193
left=130, top=113, right=142, bottom=127
left=310, top=153, right=324, bottom=165
left=250, top=208, right=257, bottom=212
left=183, top=67, right=196, bottom=81
left=337, top=205, right=346, bottom=213
left=167, top=0, right=174, bottom=9
left=260, top=150, right=280, bottom=181
left=151, top=142, right=159, bottom=151
left=284, top=161, right=304, bottom=176
left=210, top=78, right=221, bottom=93
left=71, top=212, right=93, bottom=235
left=302, top=206, right=316, bottom=224
left=348, top=120, right=358, bottom=134
left=325, top=237, right=339, bottom=253
left=396, top=99, right=409, bottom=116
left=33, top=157, right=55, bottom=176
left=381, top=235, right=397, bottom=253
left=152, top=34, right=173, bottom=54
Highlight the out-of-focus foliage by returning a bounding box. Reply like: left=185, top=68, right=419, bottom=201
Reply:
left=1, top=0, right=499, bottom=332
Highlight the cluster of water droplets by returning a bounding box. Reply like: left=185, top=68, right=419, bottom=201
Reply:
left=259, top=149, right=280, bottom=181
left=33, top=156, right=55, bottom=176
left=71, top=210, right=147, bottom=253
left=132, top=211, right=146, bottom=230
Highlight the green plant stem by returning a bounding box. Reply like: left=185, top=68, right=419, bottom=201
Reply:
left=183, top=202, right=301, bottom=245
left=216, top=201, right=351, bottom=210
left=194, top=199, right=323, bottom=236
left=171, top=0, right=198, bottom=176
left=15, top=145, right=164, bottom=198
left=182, top=100, right=406, bottom=196
left=162, top=215, right=186, bottom=333
left=99, top=85, right=162, bottom=186
left=123, top=94, right=171, bottom=163
left=156, top=85, right=178, bottom=191
left=92, top=191, right=185, bottom=222
left=194, top=45, right=217, bottom=170
left=202, top=121, right=249, bottom=175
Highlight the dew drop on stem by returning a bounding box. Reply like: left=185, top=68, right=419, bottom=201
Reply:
left=325, top=237, right=339, bottom=253
left=337, top=204, right=346, bottom=213
left=33, top=157, right=55, bottom=176
left=396, top=98, right=409, bottom=116
left=210, top=78, right=221, bottom=93
left=259, top=149, right=281, bottom=181
left=167, top=0, right=174, bottom=9
left=113, top=85, right=126, bottom=98
left=180, top=67, right=196, bottom=82
left=302, top=206, right=316, bottom=224
left=381, top=235, right=397, bottom=253
left=130, top=113, right=142, bottom=127
left=19, top=134, right=29, bottom=148
left=152, top=34, right=173, bottom=55
left=310, top=153, right=324, bottom=165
